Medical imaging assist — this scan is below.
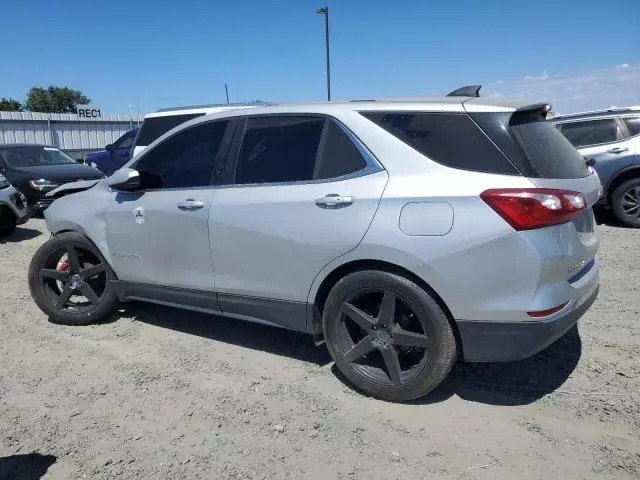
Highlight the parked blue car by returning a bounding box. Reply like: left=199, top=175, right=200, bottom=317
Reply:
left=85, top=128, right=138, bottom=176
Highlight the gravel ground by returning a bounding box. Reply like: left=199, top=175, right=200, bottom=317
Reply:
left=0, top=217, right=639, bottom=480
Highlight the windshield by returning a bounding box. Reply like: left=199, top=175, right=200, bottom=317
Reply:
left=1, top=146, right=77, bottom=168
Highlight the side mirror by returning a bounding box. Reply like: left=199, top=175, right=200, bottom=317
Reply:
left=107, top=168, right=140, bottom=191
left=105, top=144, right=114, bottom=151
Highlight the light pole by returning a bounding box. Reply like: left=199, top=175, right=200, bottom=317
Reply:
left=316, top=6, right=331, bottom=101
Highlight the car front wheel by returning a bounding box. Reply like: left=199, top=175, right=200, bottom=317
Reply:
left=322, top=270, right=458, bottom=402
left=28, top=231, right=120, bottom=324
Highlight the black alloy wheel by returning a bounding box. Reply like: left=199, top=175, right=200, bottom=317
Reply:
left=28, top=231, right=120, bottom=324
left=38, top=245, right=108, bottom=311
left=323, top=271, right=458, bottom=401
left=337, top=289, right=430, bottom=386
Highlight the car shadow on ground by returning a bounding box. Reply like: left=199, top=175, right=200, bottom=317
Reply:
left=0, top=225, right=42, bottom=244
left=127, top=303, right=581, bottom=405
left=0, top=453, right=56, bottom=480
left=332, top=325, right=582, bottom=406
left=594, top=207, right=624, bottom=227
left=125, top=303, right=332, bottom=367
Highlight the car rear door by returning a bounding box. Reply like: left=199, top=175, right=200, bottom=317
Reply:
left=208, top=115, right=388, bottom=330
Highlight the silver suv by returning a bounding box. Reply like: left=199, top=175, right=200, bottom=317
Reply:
left=553, top=107, right=640, bottom=227
left=28, top=89, right=601, bottom=401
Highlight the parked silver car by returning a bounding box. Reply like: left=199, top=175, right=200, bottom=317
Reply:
left=553, top=106, right=640, bottom=227
left=0, top=173, right=28, bottom=236
left=28, top=89, right=601, bottom=401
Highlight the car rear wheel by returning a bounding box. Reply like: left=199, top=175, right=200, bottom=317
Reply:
left=322, top=270, right=458, bottom=402
left=611, top=178, right=640, bottom=228
left=28, top=231, right=120, bottom=325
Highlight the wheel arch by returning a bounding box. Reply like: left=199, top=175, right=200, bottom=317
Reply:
left=49, top=223, right=115, bottom=273
left=308, top=258, right=461, bottom=350
left=606, top=165, right=640, bottom=205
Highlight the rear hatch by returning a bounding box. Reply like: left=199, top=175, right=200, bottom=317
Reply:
left=467, top=101, right=601, bottom=283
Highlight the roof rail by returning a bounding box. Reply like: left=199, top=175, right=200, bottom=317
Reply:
left=156, top=101, right=272, bottom=113
left=557, top=105, right=640, bottom=118
left=446, top=85, right=481, bottom=98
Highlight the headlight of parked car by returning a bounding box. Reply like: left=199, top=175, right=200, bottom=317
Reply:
left=28, top=178, right=58, bottom=191
left=0, top=174, right=9, bottom=189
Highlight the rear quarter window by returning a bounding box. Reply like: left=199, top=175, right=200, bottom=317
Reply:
left=361, top=112, right=519, bottom=175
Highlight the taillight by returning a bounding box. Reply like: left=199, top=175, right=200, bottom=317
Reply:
left=480, top=188, right=586, bottom=231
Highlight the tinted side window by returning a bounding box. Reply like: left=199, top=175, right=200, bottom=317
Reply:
left=236, top=116, right=324, bottom=184
left=624, top=117, right=640, bottom=136
left=316, top=121, right=367, bottom=179
left=362, top=112, right=518, bottom=175
left=557, top=119, right=621, bottom=147
left=135, top=121, right=228, bottom=189
left=136, top=113, right=205, bottom=146
left=113, top=130, right=136, bottom=150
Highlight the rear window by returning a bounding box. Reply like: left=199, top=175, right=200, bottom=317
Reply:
left=135, top=113, right=205, bottom=147
left=362, top=112, right=519, bottom=175
left=471, top=111, right=591, bottom=179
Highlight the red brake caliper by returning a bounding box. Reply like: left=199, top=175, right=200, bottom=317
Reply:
left=57, top=260, right=70, bottom=273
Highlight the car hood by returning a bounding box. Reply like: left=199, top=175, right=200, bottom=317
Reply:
left=86, top=150, right=108, bottom=160
left=45, top=178, right=103, bottom=198
left=11, top=163, right=104, bottom=181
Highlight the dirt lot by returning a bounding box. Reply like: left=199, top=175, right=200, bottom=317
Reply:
left=0, top=217, right=639, bottom=480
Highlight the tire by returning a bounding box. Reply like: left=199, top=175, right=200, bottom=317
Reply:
left=0, top=223, right=16, bottom=237
left=28, top=231, right=120, bottom=325
left=611, top=178, right=640, bottom=228
left=323, top=270, right=457, bottom=401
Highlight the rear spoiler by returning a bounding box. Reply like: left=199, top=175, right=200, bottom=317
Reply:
left=512, top=103, right=553, bottom=122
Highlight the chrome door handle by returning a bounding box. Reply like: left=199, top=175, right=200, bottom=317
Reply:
left=315, top=194, right=354, bottom=209
left=607, top=147, right=628, bottom=154
left=177, top=199, right=205, bottom=211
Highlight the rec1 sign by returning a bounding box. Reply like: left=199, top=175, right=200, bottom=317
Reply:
left=76, top=105, right=102, bottom=118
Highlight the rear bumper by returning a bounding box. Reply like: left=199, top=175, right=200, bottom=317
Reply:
left=457, top=281, right=599, bottom=362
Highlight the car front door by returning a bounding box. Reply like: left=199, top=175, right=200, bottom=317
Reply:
left=557, top=117, right=634, bottom=187
left=209, top=115, right=388, bottom=330
left=105, top=119, right=235, bottom=291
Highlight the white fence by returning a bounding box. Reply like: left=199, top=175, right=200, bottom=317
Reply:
left=0, top=111, right=143, bottom=159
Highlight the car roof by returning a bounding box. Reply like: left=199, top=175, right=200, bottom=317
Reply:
left=146, top=102, right=272, bottom=118
left=145, top=93, right=542, bottom=120
left=552, top=106, right=640, bottom=123
left=183, top=96, right=542, bottom=121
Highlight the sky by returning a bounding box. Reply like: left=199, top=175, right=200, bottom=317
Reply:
left=2, top=0, right=638, bottom=115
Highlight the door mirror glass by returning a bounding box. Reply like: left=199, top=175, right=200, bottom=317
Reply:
left=107, top=168, right=140, bottom=191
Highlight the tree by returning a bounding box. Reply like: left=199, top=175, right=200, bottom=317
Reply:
left=0, top=98, right=22, bottom=112
left=25, top=86, right=91, bottom=113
